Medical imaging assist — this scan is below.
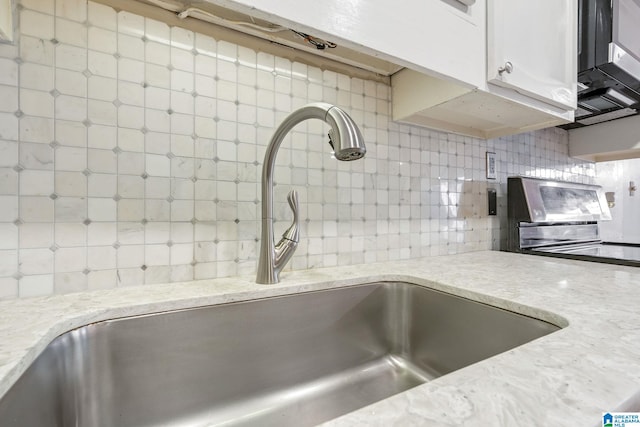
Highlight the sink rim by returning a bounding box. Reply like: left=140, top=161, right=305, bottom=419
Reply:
left=0, top=276, right=569, bottom=405
left=0, top=279, right=567, bottom=427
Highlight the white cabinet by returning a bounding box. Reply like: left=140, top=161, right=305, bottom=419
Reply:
left=189, top=0, right=576, bottom=138
left=486, top=0, right=577, bottom=110
left=392, top=0, right=577, bottom=138
left=391, top=69, right=573, bottom=139
left=205, top=0, right=486, bottom=88
left=0, top=0, right=14, bottom=42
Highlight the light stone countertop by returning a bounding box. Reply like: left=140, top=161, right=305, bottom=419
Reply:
left=1, top=251, right=640, bottom=426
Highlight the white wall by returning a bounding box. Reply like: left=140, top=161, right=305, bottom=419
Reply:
left=0, top=0, right=595, bottom=299
left=596, top=159, right=640, bottom=244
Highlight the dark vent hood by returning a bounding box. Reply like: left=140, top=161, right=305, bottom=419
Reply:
left=560, top=0, right=640, bottom=130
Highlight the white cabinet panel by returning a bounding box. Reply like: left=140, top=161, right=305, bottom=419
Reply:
left=207, top=0, right=486, bottom=88
left=0, top=0, right=13, bottom=42
left=487, top=0, right=576, bottom=109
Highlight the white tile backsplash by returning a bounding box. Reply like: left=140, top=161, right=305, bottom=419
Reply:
left=0, top=0, right=596, bottom=299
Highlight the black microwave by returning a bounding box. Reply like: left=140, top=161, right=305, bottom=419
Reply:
left=561, top=0, right=640, bottom=129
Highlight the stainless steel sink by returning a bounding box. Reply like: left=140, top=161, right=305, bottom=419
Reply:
left=0, top=282, right=561, bottom=426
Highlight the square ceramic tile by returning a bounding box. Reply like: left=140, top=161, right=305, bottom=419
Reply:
left=143, top=177, right=168, bottom=202
left=145, top=62, right=171, bottom=89
left=55, top=95, right=87, bottom=122
left=53, top=45, right=85, bottom=73
left=171, top=47, right=194, bottom=73
left=20, top=0, right=54, bottom=13
left=87, top=269, right=117, bottom=290
left=171, top=69, right=193, bottom=93
left=55, top=146, right=86, bottom=171
left=171, top=199, right=194, bottom=221
left=56, top=18, right=88, bottom=48
left=20, top=89, right=54, bottom=118
left=194, top=116, right=216, bottom=139
left=20, top=248, right=54, bottom=275
left=0, top=86, right=18, bottom=113
left=87, top=222, right=117, bottom=246
left=87, top=246, right=116, bottom=270
left=88, top=197, right=117, bottom=221
left=170, top=134, right=194, bottom=157
left=118, top=152, right=145, bottom=176
left=195, top=55, right=216, bottom=78
left=0, top=113, right=19, bottom=141
left=0, top=168, right=18, bottom=195
left=88, top=148, right=117, bottom=173
left=118, top=199, right=144, bottom=222
left=56, top=69, right=87, bottom=97
left=115, top=129, right=142, bottom=153
left=87, top=75, right=117, bottom=102
left=171, top=156, right=194, bottom=178
left=145, top=222, right=170, bottom=244
left=118, top=58, right=145, bottom=84
left=146, top=199, right=170, bottom=221
left=118, top=33, right=144, bottom=60
left=170, top=243, right=192, bottom=265
left=146, top=155, right=170, bottom=178
left=170, top=113, right=193, bottom=136
left=20, top=36, right=54, bottom=67
left=144, top=15, right=168, bottom=40
left=88, top=125, right=117, bottom=150
left=117, top=244, right=144, bottom=268
left=55, top=197, right=87, bottom=222
left=0, top=277, right=18, bottom=299
left=19, top=274, right=54, bottom=298
left=171, top=90, right=194, bottom=114
left=54, top=272, right=88, bottom=293
left=0, top=222, right=17, bottom=251
left=144, top=131, right=170, bottom=155
left=56, top=0, right=87, bottom=22
left=55, top=171, right=87, bottom=197
left=171, top=27, right=194, bottom=49
left=87, top=173, right=116, bottom=197
left=19, top=142, right=53, bottom=170
left=88, top=50, right=117, bottom=78
left=54, top=223, right=86, bottom=247
left=18, top=62, right=53, bottom=92
left=19, top=170, right=54, bottom=196
left=119, top=11, right=145, bottom=37
left=89, top=1, right=117, bottom=30
left=20, top=9, right=55, bottom=40
left=88, top=27, right=118, bottom=55
left=171, top=178, right=194, bottom=200
left=118, top=222, right=144, bottom=245
left=145, top=108, right=170, bottom=133
left=118, top=105, right=144, bottom=129
left=145, top=86, right=170, bottom=110
left=54, top=247, right=86, bottom=272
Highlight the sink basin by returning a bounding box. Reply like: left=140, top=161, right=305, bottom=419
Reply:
left=0, top=282, right=561, bottom=426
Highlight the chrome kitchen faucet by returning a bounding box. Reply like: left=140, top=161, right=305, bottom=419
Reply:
left=256, top=103, right=366, bottom=284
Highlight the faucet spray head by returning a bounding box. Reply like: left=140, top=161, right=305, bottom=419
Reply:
left=328, top=129, right=365, bottom=161
left=326, top=106, right=366, bottom=161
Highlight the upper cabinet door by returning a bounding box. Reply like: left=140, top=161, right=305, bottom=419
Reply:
left=0, top=0, right=14, bottom=42
left=487, top=0, right=577, bottom=110
left=205, top=0, right=486, bottom=89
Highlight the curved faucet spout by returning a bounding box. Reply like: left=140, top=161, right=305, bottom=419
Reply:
left=256, top=103, right=366, bottom=284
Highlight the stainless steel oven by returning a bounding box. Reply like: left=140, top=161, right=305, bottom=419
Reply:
left=507, top=176, right=640, bottom=267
